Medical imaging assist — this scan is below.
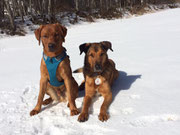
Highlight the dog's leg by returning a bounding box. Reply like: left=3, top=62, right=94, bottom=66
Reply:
left=78, top=87, right=95, bottom=122
left=30, top=78, right=47, bottom=116
left=46, top=87, right=59, bottom=101
left=60, top=62, right=79, bottom=116
left=98, top=84, right=112, bottom=122
left=42, top=97, right=53, bottom=105
left=67, top=79, right=80, bottom=116
left=63, top=76, right=79, bottom=115
left=67, top=83, right=77, bottom=108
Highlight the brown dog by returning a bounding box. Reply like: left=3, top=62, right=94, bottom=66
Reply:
left=75, top=41, right=119, bottom=122
left=30, top=23, right=79, bottom=116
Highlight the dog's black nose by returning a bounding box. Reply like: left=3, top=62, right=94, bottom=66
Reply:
left=48, top=43, right=55, bottom=49
left=95, top=63, right=102, bottom=71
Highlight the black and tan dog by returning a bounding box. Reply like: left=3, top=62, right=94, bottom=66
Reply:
left=74, top=41, right=119, bottom=122
left=30, top=23, right=79, bottom=116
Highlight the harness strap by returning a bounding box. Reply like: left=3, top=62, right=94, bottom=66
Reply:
left=43, top=51, right=67, bottom=87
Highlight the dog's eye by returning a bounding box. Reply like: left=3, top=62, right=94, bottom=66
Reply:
left=55, top=33, right=59, bottom=37
left=43, top=35, right=48, bottom=38
left=100, top=53, right=104, bottom=56
left=89, top=54, right=94, bottom=58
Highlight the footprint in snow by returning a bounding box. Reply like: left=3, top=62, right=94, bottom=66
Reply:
left=23, top=87, right=30, bottom=95
left=0, top=47, right=6, bottom=52
left=121, top=107, right=135, bottom=115
left=129, top=94, right=141, bottom=99
left=129, top=114, right=180, bottom=127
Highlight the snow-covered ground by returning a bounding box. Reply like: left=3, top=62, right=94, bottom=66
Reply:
left=0, top=8, right=180, bottom=135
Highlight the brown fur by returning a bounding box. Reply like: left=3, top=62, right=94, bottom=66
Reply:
left=77, top=41, right=119, bottom=122
left=30, top=23, right=79, bottom=116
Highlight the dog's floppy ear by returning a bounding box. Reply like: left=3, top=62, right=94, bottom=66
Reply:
left=61, top=25, right=67, bottom=40
left=55, top=23, right=67, bottom=42
left=34, top=25, right=44, bottom=45
left=79, top=43, right=91, bottom=55
left=101, top=41, right=113, bottom=52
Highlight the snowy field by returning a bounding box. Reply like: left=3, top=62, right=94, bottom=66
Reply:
left=0, top=8, right=180, bottom=135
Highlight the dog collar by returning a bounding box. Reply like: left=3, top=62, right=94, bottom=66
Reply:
left=43, top=51, right=67, bottom=87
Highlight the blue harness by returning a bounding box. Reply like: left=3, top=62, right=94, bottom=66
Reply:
left=43, top=51, right=67, bottom=87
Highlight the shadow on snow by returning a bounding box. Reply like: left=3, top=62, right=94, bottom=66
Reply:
left=112, top=71, right=141, bottom=102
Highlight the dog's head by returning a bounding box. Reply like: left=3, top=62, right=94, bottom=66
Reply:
left=79, top=41, right=113, bottom=73
left=34, top=23, right=67, bottom=53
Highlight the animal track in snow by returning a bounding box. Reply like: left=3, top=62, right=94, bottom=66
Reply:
left=129, top=114, right=180, bottom=127
left=0, top=46, right=6, bottom=52
left=23, top=86, right=30, bottom=95
left=121, top=107, right=135, bottom=115
left=129, top=94, right=141, bottom=99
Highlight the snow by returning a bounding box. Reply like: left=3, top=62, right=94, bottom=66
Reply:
left=0, top=8, right=180, bottom=135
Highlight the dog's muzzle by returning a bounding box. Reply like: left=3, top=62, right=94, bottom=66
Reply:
left=48, top=43, right=56, bottom=52
left=94, top=63, right=102, bottom=72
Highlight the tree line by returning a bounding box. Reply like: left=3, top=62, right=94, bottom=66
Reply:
left=0, top=0, right=178, bottom=35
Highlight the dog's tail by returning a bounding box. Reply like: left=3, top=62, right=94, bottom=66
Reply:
left=73, top=68, right=83, bottom=73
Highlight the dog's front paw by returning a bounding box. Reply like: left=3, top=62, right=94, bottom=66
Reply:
left=30, top=109, right=40, bottom=116
left=70, top=109, right=80, bottom=116
left=78, top=113, right=88, bottom=122
left=98, top=113, right=109, bottom=122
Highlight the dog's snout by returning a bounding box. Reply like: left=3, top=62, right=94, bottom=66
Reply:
left=48, top=43, right=55, bottom=49
left=48, top=43, right=56, bottom=52
left=95, top=63, right=102, bottom=71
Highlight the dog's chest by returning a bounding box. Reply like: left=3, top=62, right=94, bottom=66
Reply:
left=42, top=52, right=67, bottom=87
left=86, top=75, right=105, bottom=89
left=93, top=76, right=105, bottom=91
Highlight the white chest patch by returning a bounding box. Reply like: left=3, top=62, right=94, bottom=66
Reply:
left=95, top=77, right=101, bottom=85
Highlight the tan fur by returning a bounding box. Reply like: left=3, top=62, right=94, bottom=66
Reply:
left=77, top=41, right=119, bottom=122
left=30, top=23, right=79, bottom=116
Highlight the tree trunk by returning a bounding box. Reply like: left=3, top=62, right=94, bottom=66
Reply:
left=29, top=0, right=32, bottom=14
left=100, top=0, right=103, bottom=13
left=21, top=0, right=27, bottom=16
left=119, top=0, right=122, bottom=12
left=75, top=0, right=79, bottom=11
left=48, top=0, right=55, bottom=23
left=12, top=0, right=16, bottom=17
left=16, top=0, right=25, bottom=22
left=4, top=0, right=16, bottom=33
left=0, top=0, right=4, bottom=21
